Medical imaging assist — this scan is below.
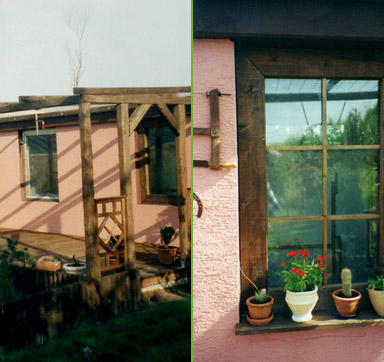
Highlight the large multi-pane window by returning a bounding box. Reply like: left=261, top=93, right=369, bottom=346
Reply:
left=22, top=129, right=59, bottom=200
left=266, top=79, right=380, bottom=286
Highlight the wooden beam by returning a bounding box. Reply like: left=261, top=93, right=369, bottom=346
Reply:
left=156, top=103, right=180, bottom=135
left=266, top=91, right=378, bottom=103
left=236, top=49, right=268, bottom=307
left=116, top=103, right=136, bottom=271
left=18, top=95, right=75, bottom=102
left=209, top=89, right=221, bottom=169
left=193, top=127, right=211, bottom=135
left=74, top=86, right=191, bottom=95
left=379, top=78, right=384, bottom=273
left=0, top=96, right=81, bottom=113
left=82, top=94, right=191, bottom=105
left=79, top=101, right=100, bottom=279
left=174, top=104, right=190, bottom=261
left=129, top=104, right=152, bottom=134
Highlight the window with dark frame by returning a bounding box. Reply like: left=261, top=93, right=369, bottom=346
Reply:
left=236, top=47, right=384, bottom=305
left=22, top=129, right=59, bottom=201
left=136, top=119, right=177, bottom=205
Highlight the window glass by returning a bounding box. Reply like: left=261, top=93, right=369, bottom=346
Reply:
left=147, top=126, right=176, bottom=195
left=266, top=79, right=322, bottom=146
left=327, top=80, right=379, bottom=145
left=24, top=130, right=58, bottom=199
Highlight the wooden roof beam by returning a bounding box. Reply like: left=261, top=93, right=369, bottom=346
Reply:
left=0, top=95, right=81, bottom=114
left=82, top=94, right=190, bottom=105
left=18, top=95, right=77, bottom=102
left=129, top=104, right=152, bottom=134
left=74, top=86, right=191, bottom=95
left=156, top=103, right=180, bottom=135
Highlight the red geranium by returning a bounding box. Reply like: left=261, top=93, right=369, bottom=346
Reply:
left=298, top=270, right=306, bottom=278
left=280, top=261, right=286, bottom=266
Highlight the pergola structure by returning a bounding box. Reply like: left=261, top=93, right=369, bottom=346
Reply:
left=0, top=87, right=191, bottom=280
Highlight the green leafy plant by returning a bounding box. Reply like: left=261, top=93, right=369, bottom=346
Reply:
left=43, top=257, right=61, bottom=262
left=368, top=275, right=384, bottom=291
left=160, top=226, right=176, bottom=247
left=280, top=250, right=324, bottom=292
left=240, top=268, right=270, bottom=304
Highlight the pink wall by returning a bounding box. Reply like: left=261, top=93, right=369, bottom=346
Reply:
left=192, top=38, right=384, bottom=362
left=0, top=118, right=190, bottom=245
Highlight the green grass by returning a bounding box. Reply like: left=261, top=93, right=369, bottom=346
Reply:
left=2, top=299, right=191, bottom=362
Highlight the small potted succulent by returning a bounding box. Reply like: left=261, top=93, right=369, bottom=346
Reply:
left=367, top=275, right=384, bottom=317
left=241, top=268, right=274, bottom=326
left=63, top=255, right=86, bottom=276
left=332, top=268, right=361, bottom=317
left=157, top=226, right=178, bottom=265
left=36, top=255, right=62, bottom=272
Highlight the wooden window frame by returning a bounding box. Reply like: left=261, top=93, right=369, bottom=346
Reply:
left=135, top=119, right=177, bottom=205
left=21, top=128, right=59, bottom=202
left=236, top=46, right=384, bottom=305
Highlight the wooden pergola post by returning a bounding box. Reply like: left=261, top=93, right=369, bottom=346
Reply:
left=174, top=104, right=190, bottom=262
left=116, top=103, right=136, bottom=269
left=79, top=101, right=101, bottom=279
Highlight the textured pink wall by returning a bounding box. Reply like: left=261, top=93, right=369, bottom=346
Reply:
left=192, top=38, right=384, bottom=362
left=0, top=119, right=190, bottom=245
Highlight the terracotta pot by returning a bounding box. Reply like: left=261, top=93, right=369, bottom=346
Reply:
left=157, top=246, right=178, bottom=265
left=285, top=286, right=318, bottom=322
left=36, top=256, right=62, bottom=272
left=368, top=288, right=384, bottom=317
left=332, top=289, right=361, bottom=317
left=246, top=296, right=274, bottom=325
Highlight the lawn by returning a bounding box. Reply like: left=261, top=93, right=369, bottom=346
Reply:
left=1, top=298, right=191, bottom=362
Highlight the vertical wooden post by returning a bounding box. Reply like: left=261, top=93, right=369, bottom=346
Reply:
left=79, top=101, right=100, bottom=279
left=174, top=104, right=190, bottom=262
left=116, top=103, right=136, bottom=269
left=209, top=89, right=221, bottom=169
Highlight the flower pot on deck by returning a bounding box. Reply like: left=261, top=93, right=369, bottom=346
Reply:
left=36, top=256, right=62, bottom=272
left=368, top=288, right=384, bottom=317
left=156, top=246, right=178, bottom=265
left=246, top=296, right=274, bottom=326
left=63, top=262, right=86, bottom=275
left=285, top=286, right=319, bottom=322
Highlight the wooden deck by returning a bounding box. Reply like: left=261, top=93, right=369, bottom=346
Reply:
left=0, top=228, right=186, bottom=280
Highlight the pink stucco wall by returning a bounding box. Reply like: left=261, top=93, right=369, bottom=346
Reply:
left=192, top=38, right=384, bottom=362
left=0, top=119, right=191, bottom=245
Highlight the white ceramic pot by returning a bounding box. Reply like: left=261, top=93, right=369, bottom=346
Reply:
left=63, top=262, right=86, bottom=276
left=368, top=288, right=384, bottom=317
left=285, top=286, right=318, bottom=322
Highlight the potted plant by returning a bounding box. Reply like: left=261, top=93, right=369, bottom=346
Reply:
left=367, top=275, right=384, bottom=317
left=157, top=226, right=178, bottom=265
left=36, top=255, right=62, bottom=272
left=241, top=268, right=274, bottom=325
left=332, top=268, right=361, bottom=317
left=280, top=250, right=324, bottom=322
left=63, top=255, right=86, bottom=275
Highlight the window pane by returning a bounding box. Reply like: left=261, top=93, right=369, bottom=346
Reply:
left=327, top=150, right=379, bottom=215
left=27, top=134, right=58, bottom=197
left=267, top=151, right=322, bottom=217
left=268, top=221, right=323, bottom=287
left=147, top=127, right=176, bottom=195
left=266, top=79, right=322, bottom=146
left=327, top=80, right=379, bottom=145
left=327, top=219, right=379, bottom=283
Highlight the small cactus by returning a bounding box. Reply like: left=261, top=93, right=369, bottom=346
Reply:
left=341, top=268, right=352, bottom=297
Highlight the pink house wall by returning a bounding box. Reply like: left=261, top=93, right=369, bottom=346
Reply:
left=193, top=38, right=384, bottom=362
left=0, top=119, right=191, bottom=245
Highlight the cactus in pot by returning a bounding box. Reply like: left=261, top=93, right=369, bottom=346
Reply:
left=332, top=268, right=361, bottom=317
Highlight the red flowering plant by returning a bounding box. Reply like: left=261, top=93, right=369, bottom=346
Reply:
left=280, top=250, right=324, bottom=292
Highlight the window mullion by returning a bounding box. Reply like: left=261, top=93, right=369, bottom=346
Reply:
left=379, top=78, right=384, bottom=271
left=322, top=78, right=328, bottom=284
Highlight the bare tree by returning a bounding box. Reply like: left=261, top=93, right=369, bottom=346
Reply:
left=66, top=11, right=90, bottom=89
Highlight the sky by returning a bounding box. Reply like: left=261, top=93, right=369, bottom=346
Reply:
left=0, top=0, right=191, bottom=102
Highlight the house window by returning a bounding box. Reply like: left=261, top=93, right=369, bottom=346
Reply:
left=236, top=47, right=384, bottom=303
left=266, top=79, right=380, bottom=287
left=136, top=120, right=177, bottom=204
left=22, top=129, right=59, bottom=201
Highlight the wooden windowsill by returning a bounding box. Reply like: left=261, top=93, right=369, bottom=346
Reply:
left=236, top=310, right=384, bottom=335
left=236, top=283, right=384, bottom=335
